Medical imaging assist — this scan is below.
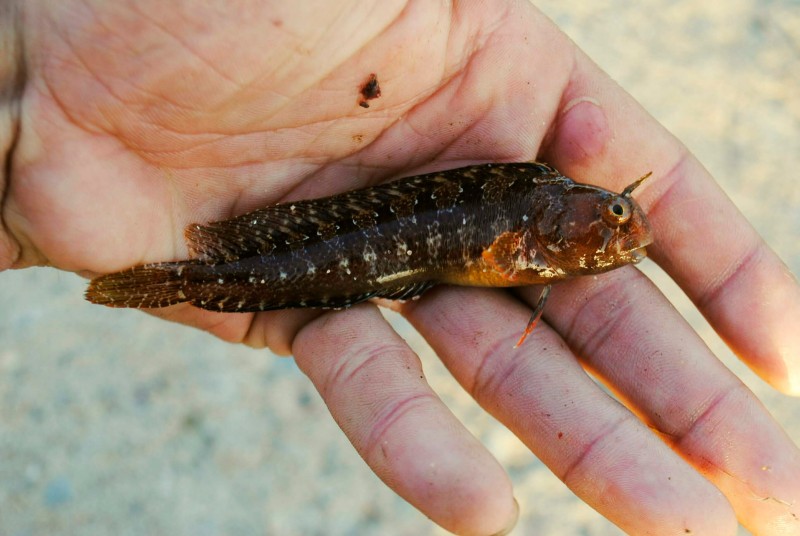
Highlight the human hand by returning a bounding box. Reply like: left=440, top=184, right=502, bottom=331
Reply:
left=2, top=1, right=798, bottom=534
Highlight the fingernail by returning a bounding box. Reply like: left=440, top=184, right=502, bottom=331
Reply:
left=490, top=497, right=519, bottom=536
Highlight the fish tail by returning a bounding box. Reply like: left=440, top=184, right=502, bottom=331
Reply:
left=85, top=261, right=195, bottom=308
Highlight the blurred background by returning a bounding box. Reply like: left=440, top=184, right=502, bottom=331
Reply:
left=1, top=1, right=798, bottom=535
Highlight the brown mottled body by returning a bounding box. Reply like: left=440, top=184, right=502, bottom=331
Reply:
left=86, top=163, right=653, bottom=314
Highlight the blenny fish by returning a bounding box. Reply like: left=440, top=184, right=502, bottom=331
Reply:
left=86, top=163, right=653, bottom=346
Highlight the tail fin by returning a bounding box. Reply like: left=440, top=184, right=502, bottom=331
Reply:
left=86, top=262, right=194, bottom=308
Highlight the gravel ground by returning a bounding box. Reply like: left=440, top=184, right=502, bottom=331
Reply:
left=2, top=1, right=799, bottom=535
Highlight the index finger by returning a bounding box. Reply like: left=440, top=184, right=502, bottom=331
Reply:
left=541, top=53, right=800, bottom=394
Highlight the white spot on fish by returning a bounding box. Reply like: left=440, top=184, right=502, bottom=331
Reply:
left=425, top=232, right=442, bottom=255
left=592, top=254, right=614, bottom=268
left=537, top=266, right=565, bottom=278
left=362, top=246, right=378, bottom=264
left=279, top=271, right=288, bottom=281
left=395, top=240, right=409, bottom=258
left=376, top=268, right=425, bottom=285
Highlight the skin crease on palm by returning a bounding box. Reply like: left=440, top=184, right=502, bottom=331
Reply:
left=1, top=1, right=799, bottom=535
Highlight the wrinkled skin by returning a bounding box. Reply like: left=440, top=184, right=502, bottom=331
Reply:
left=2, top=1, right=799, bottom=535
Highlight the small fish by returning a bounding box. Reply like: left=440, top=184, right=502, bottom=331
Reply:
left=86, top=163, right=653, bottom=346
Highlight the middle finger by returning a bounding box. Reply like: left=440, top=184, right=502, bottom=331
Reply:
left=535, top=265, right=800, bottom=533
left=400, top=285, right=734, bottom=534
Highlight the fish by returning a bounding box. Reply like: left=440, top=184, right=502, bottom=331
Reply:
left=85, top=163, right=653, bottom=346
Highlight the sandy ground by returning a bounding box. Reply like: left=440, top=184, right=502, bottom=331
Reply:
left=2, top=1, right=799, bottom=535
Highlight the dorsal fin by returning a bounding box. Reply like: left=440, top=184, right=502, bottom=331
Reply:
left=185, top=201, right=325, bottom=262
left=184, top=163, right=567, bottom=263
left=185, top=187, right=408, bottom=262
left=184, top=173, right=456, bottom=262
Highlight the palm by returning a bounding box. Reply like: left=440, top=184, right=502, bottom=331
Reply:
left=5, top=2, right=799, bottom=535
left=16, top=2, right=555, bottom=267
left=12, top=1, right=569, bottom=347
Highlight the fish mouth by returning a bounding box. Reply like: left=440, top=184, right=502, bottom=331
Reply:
left=620, top=224, right=653, bottom=264
left=630, top=247, right=648, bottom=263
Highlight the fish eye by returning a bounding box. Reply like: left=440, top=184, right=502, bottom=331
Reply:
left=603, top=197, right=632, bottom=225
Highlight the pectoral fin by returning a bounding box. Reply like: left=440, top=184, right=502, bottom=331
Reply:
left=514, top=285, right=552, bottom=348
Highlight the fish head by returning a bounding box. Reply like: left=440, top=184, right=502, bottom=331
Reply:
left=534, top=178, right=653, bottom=276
